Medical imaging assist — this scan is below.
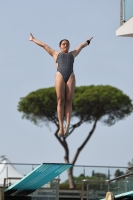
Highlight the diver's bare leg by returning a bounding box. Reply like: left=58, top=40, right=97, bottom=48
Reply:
left=55, top=72, right=65, bottom=136
left=64, top=73, right=75, bottom=136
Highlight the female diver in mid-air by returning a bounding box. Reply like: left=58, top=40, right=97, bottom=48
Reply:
left=29, top=33, right=93, bottom=137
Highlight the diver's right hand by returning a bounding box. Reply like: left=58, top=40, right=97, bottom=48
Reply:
left=29, top=33, right=34, bottom=41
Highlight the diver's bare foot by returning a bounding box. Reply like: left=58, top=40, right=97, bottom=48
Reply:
left=29, top=33, right=34, bottom=41
left=64, top=124, right=70, bottom=138
left=58, top=128, right=64, bottom=137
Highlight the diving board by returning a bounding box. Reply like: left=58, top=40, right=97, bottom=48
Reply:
left=4, top=163, right=72, bottom=196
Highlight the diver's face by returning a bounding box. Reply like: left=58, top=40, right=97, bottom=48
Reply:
left=60, top=40, right=70, bottom=53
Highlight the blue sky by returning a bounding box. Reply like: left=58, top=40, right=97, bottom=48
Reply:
left=0, top=0, right=133, bottom=172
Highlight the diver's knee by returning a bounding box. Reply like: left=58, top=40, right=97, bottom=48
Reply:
left=66, top=99, right=72, bottom=106
left=57, top=98, right=65, bottom=106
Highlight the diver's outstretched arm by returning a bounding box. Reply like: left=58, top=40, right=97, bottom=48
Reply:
left=71, top=37, right=93, bottom=58
left=29, top=33, right=55, bottom=57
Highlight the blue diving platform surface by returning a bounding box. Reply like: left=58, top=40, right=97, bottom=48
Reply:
left=4, top=163, right=72, bottom=196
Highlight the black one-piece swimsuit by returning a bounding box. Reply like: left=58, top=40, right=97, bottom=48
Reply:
left=56, top=52, right=74, bottom=82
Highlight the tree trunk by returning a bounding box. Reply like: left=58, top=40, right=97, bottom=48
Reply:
left=68, top=119, right=98, bottom=188
left=67, top=166, right=75, bottom=188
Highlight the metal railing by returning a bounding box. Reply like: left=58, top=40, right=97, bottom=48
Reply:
left=80, top=168, right=133, bottom=200
left=81, top=179, right=108, bottom=200
left=106, top=169, right=133, bottom=196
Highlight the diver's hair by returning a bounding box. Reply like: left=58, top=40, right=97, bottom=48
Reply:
left=59, top=39, right=70, bottom=46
